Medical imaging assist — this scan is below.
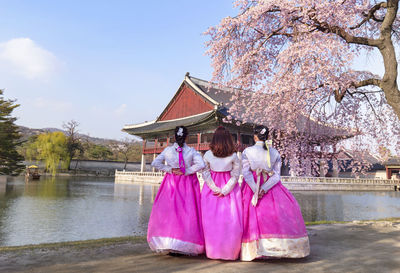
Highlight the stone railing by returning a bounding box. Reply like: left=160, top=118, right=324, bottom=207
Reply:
left=114, top=171, right=164, bottom=184
left=115, top=171, right=400, bottom=185
left=281, top=176, right=398, bottom=184
left=115, top=171, right=164, bottom=177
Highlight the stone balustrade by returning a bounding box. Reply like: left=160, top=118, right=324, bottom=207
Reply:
left=115, top=171, right=164, bottom=184
left=114, top=171, right=400, bottom=191
left=281, top=176, right=398, bottom=184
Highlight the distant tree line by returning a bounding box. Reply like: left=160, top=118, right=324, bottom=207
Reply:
left=18, top=121, right=142, bottom=174
left=0, top=89, right=141, bottom=176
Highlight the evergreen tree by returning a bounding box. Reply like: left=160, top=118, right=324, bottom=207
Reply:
left=0, top=90, right=24, bottom=175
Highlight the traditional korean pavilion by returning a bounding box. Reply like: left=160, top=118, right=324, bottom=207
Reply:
left=384, top=157, right=400, bottom=179
left=123, top=73, right=352, bottom=173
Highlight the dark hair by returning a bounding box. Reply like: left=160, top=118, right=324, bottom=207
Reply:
left=254, top=125, right=269, bottom=150
left=210, top=126, right=236, bottom=157
left=174, top=126, right=188, bottom=147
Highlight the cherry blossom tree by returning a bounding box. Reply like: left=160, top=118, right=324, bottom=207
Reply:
left=206, top=0, right=400, bottom=176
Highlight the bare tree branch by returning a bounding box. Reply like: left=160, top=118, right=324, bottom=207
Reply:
left=361, top=93, right=383, bottom=122
left=350, top=2, right=387, bottom=29
left=313, top=22, right=383, bottom=47
left=335, top=78, right=382, bottom=102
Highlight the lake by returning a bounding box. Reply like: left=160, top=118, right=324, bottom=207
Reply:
left=0, top=176, right=399, bottom=247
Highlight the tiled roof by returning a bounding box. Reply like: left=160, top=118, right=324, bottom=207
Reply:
left=188, top=75, right=352, bottom=137
left=123, top=73, right=354, bottom=138
left=123, top=111, right=217, bottom=137
left=384, top=157, right=400, bottom=166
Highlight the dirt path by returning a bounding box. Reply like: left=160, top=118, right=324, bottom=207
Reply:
left=1, top=221, right=400, bottom=273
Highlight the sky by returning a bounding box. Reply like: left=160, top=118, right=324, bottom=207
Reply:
left=0, top=0, right=237, bottom=139
left=0, top=0, right=385, bottom=140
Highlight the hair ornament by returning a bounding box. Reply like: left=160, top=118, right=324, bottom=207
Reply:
left=177, top=127, right=183, bottom=136
left=260, top=128, right=266, bottom=135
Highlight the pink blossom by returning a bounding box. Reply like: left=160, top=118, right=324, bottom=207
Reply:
left=205, top=0, right=400, bottom=176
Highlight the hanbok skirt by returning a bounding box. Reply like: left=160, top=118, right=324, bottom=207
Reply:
left=201, top=171, right=243, bottom=260
left=147, top=173, right=204, bottom=255
left=241, top=172, right=310, bottom=261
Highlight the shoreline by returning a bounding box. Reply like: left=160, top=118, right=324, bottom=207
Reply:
left=0, top=236, right=146, bottom=253
left=1, top=217, right=399, bottom=252
left=8, top=173, right=114, bottom=179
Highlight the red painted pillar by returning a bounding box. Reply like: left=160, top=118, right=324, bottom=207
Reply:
left=152, top=138, right=158, bottom=172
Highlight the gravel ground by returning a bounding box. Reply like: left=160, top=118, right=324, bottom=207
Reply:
left=1, top=221, right=400, bottom=273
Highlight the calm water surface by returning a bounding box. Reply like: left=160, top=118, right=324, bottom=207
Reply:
left=0, top=177, right=400, bottom=247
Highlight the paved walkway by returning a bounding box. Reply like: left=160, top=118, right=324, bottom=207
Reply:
left=1, top=222, right=400, bottom=273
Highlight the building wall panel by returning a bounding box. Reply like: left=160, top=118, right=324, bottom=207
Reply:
left=159, top=84, right=213, bottom=121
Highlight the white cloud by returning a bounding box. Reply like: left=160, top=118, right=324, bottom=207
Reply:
left=0, top=38, right=59, bottom=80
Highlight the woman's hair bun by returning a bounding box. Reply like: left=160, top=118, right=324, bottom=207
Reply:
left=175, top=126, right=188, bottom=147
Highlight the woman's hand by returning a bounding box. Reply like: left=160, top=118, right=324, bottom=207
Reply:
left=213, top=192, right=224, bottom=197
left=258, top=189, right=266, bottom=199
left=171, top=168, right=183, bottom=175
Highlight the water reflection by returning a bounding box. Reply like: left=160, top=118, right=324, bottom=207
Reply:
left=293, top=192, right=344, bottom=222
left=0, top=177, right=400, bottom=247
left=0, top=177, right=156, bottom=246
left=293, top=191, right=400, bottom=221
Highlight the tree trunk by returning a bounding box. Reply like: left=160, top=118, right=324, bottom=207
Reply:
left=379, top=0, right=400, bottom=119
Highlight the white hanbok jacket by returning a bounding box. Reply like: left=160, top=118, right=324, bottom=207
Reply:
left=201, top=150, right=240, bottom=196
left=242, top=141, right=282, bottom=194
left=151, top=143, right=205, bottom=175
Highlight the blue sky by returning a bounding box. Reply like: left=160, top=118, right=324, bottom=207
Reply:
left=0, top=0, right=384, bottom=140
left=0, top=0, right=236, bottom=139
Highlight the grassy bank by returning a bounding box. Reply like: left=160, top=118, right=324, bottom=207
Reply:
left=305, top=217, right=400, bottom=226
left=0, top=236, right=146, bottom=253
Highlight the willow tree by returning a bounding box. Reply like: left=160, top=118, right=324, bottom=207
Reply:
left=27, top=132, right=69, bottom=176
left=0, top=90, right=24, bottom=175
left=206, top=0, right=400, bottom=175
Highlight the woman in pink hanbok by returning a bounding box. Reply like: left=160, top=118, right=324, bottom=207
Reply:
left=201, top=126, right=243, bottom=260
left=241, top=125, right=310, bottom=261
left=147, top=126, right=205, bottom=255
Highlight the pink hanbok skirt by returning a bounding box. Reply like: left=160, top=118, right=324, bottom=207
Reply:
left=147, top=173, right=204, bottom=255
left=201, top=171, right=243, bottom=260
left=241, top=172, right=310, bottom=261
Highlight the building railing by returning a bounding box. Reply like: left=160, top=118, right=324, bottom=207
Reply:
left=143, top=143, right=251, bottom=154
left=187, top=143, right=211, bottom=150
left=115, top=171, right=399, bottom=185
left=143, top=143, right=211, bottom=154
